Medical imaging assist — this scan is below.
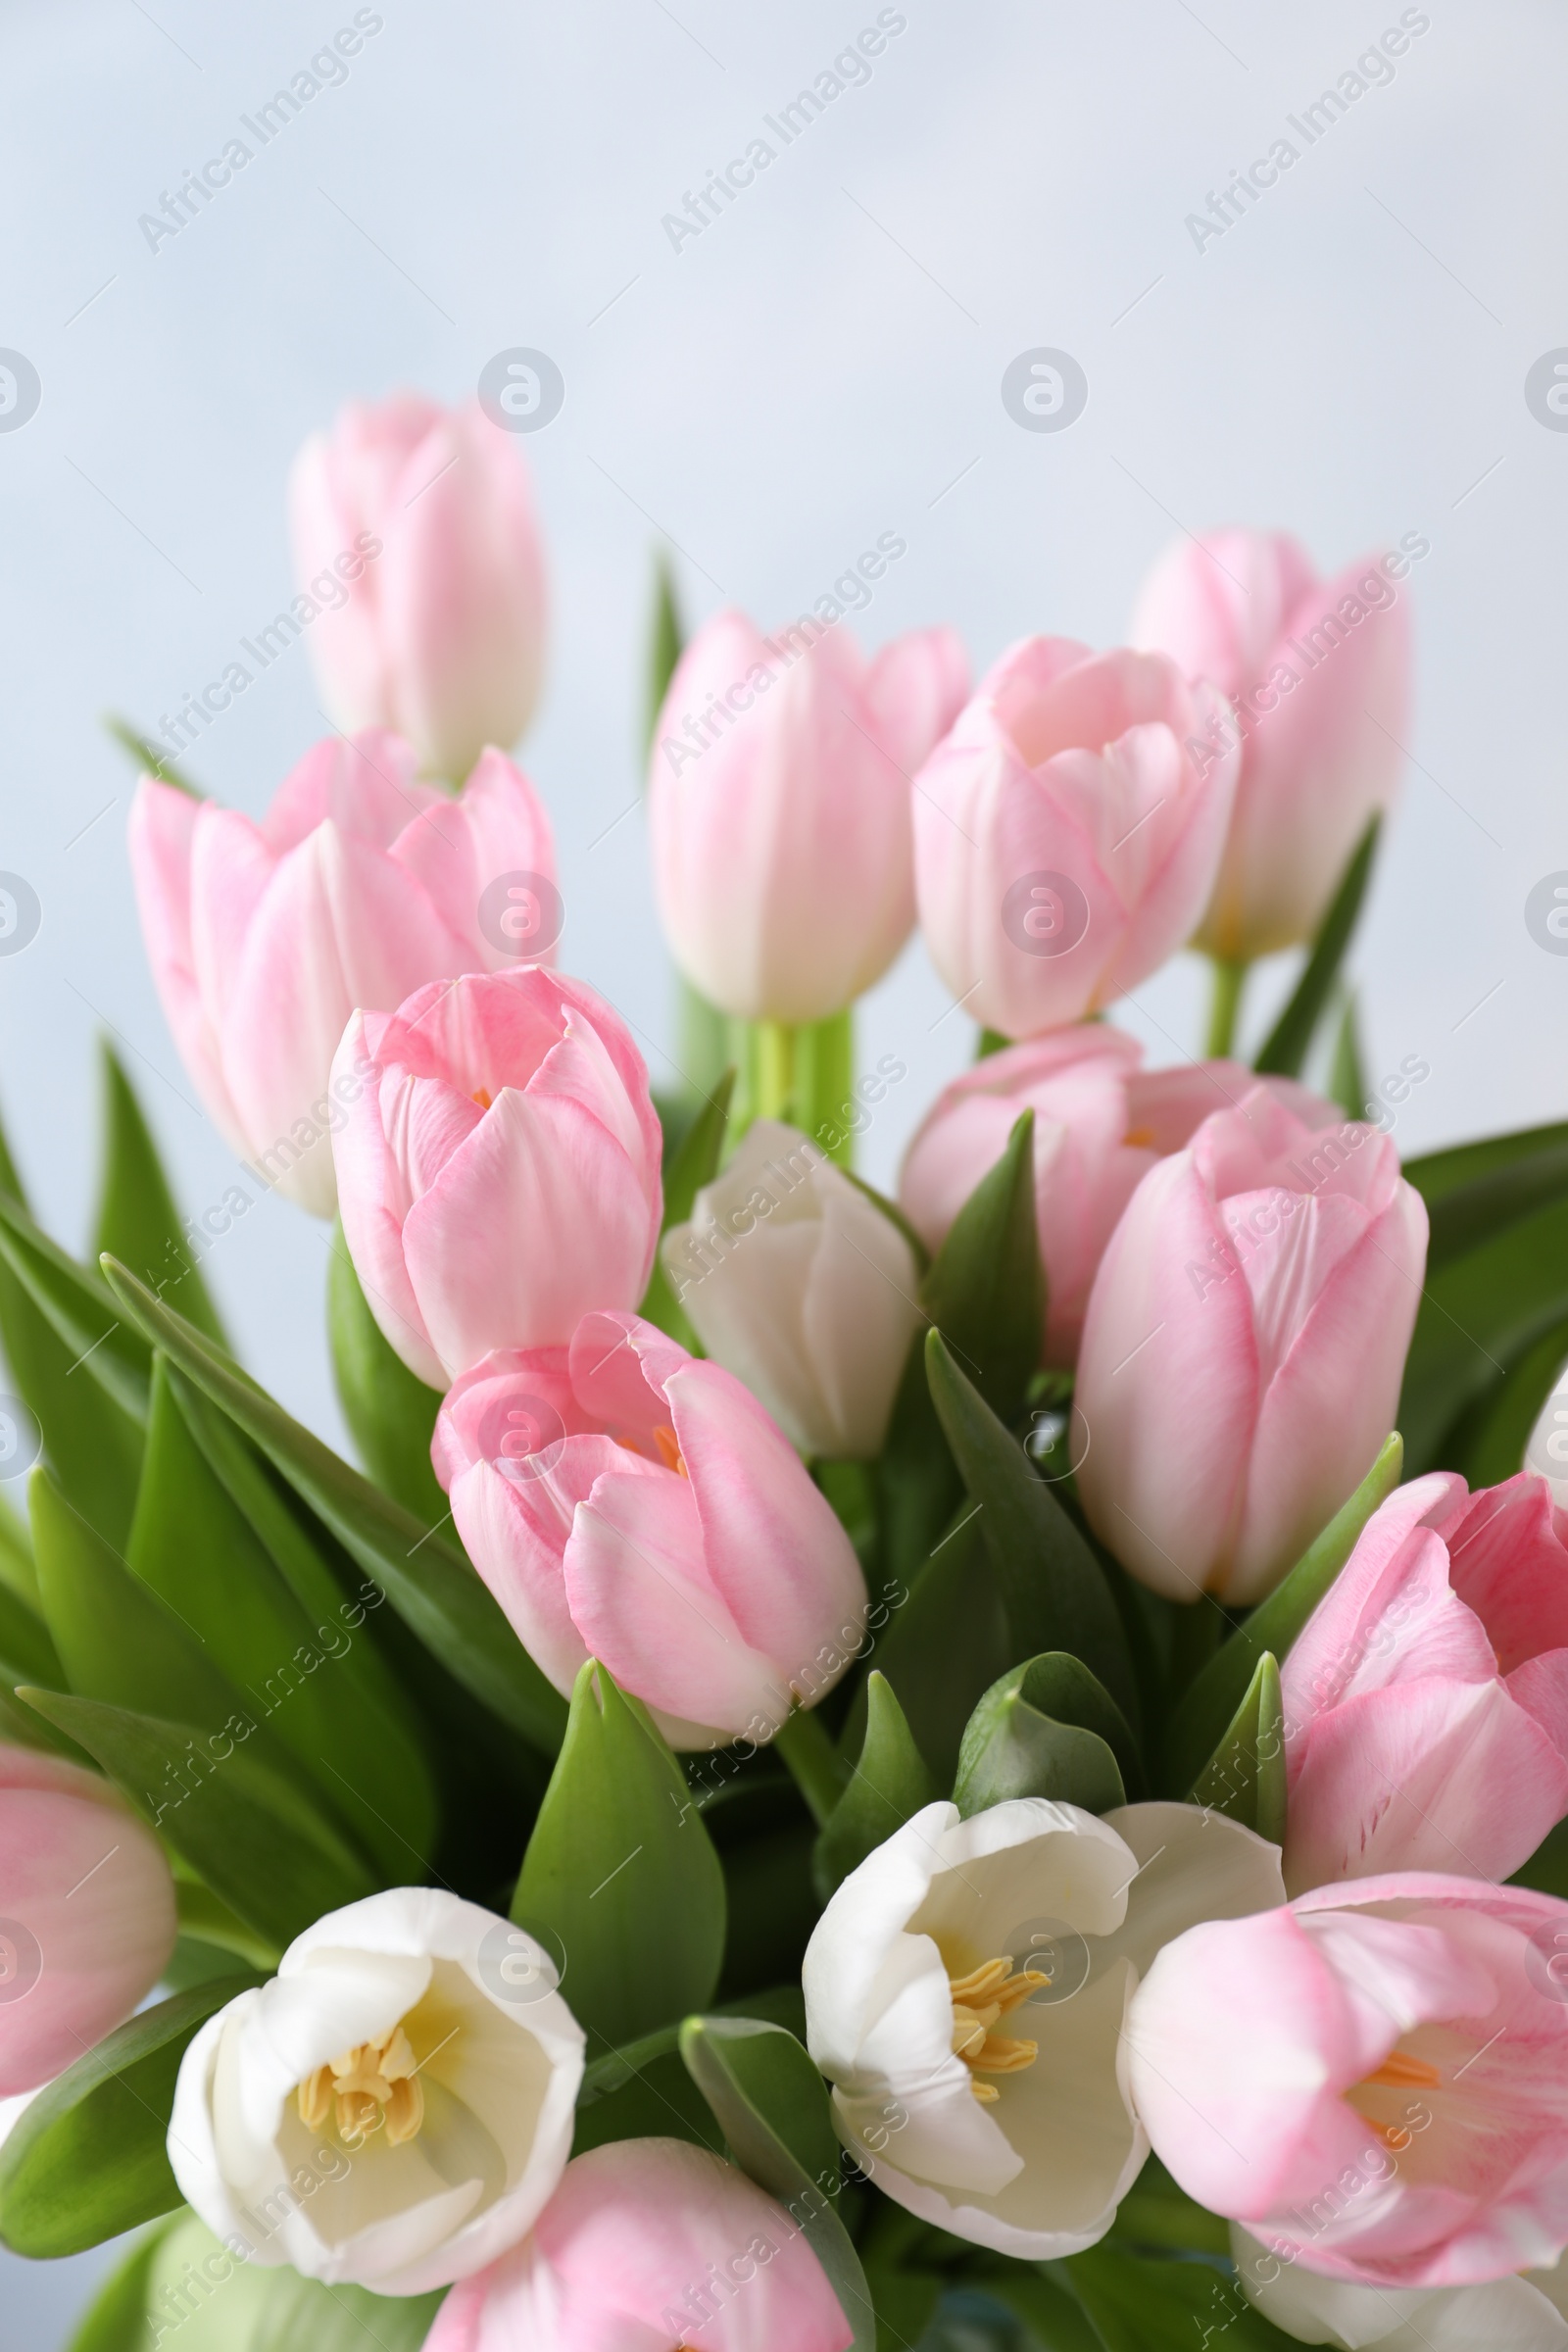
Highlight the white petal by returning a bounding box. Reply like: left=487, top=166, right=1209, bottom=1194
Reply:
left=804, top=1802, right=954, bottom=2078
left=1233, top=2227, right=1568, bottom=2349
left=1099, top=1801, right=1286, bottom=1978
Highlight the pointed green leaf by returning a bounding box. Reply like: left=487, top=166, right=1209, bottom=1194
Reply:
left=919, top=1109, right=1043, bottom=1424
left=0, top=1574, right=62, bottom=1689
left=0, top=1489, right=37, bottom=1607
left=1405, top=1118, right=1568, bottom=1267
left=325, top=1224, right=447, bottom=1523
left=1069, top=2243, right=1301, bottom=2351
left=174, top=1881, right=282, bottom=1971
left=978, top=2270, right=1105, bottom=2352
left=514, top=1661, right=725, bottom=2045
left=1254, top=816, right=1380, bottom=1079
left=93, top=1045, right=224, bottom=1348
left=104, top=712, right=201, bottom=795
left=926, top=1331, right=1137, bottom=1725
left=0, top=1976, right=257, bottom=2256
left=0, top=1191, right=150, bottom=1419
left=641, top=1067, right=736, bottom=1346
left=1447, top=1313, right=1568, bottom=1489
left=873, top=1334, right=964, bottom=1586
left=1189, top=1650, right=1286, bottom=1840
left=1399, top=1197, right=1568, bottom=1471
left=854, top=1501, right=1009, bottom=1788
left=955, top=1652, right=1138, bottom=1818
left=1165, top=1432, right=1403, bottom=1795
left=1329, top=991, right=1368, bottom=1124
left=643, top=551, right=684, bottom=758
left=814, top=1672, right=938, bottom=1898
left=679, top=2016, right=873, bottom=2351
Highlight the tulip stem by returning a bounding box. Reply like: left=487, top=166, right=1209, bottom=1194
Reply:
left=774, top=1706, right=849, bottom=1828
left=1205, top=957, right=1249, bottom=1060
left=755, top=1020, right=797, bottom=1124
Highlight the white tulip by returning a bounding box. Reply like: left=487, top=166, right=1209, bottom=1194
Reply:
left=168, top=1888, right=584, bottom=2296
left=1231, top=2227, right=1568, bottom=2349
left=662, top=1119, right=921, bottom=1460
left=803, top=1798, right=1283, bottom=2259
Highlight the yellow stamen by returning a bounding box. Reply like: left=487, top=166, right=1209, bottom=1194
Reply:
left=471, top=1087, right=493, bottom=1110
left=1124, top=1125, right=1157, bottom=1148
left=1360, top=2049, right=1442, bottom=2092
left=948, top=1954, right=1048, bottom=2102
left=653, top=1423, right=688, bottom=1477
left=296, top=2022, right=427, bottom=2149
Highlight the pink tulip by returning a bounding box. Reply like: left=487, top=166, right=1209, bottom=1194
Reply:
left=1280, top=1471, right=1568, bottom=1895
left=0, top=1745, right=176, bottom=2096
left=425, top=2137, right=854, bottom=2352
left=1073, top=1088, right=1427, bottom=1604
left=899, top=1026, right=1337, bottom=1366
left=432, top=1310, right=867, bottom=1747
left=1131, top=528, right=1412, bottom=959
left=129, top=732, right=558, bottom=1218
left=332, top=970, right=662, bottom=1388
left=649, top=608, right=968, bottom=1021
left=910, top=637, right=1240, bottom=1039
left=1126, top=1875, right=1568, bottom=2290
left=289, top=394, right=548, bottom=782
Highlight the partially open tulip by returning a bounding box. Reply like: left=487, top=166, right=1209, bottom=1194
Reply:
left=649, top=609, right=968, bottom=1021
left=432, top=1310, right=867, bottom=1747
left=662, top=1119, right=921, bottom=1458
left=129, top=733, right=557, bottom=1218
left=900, top=1028, right=1337, bottom=1366
left=1131, top=528, right=1412, bottom=960
left=803, top=1798, right=1283, bottom=2258
left=1280, top=1471, right=1568, bottom=1895
left=169, top=1888, right=584, bottom=2296
left=1073, top=1087, right=1427, bottom=1604
left=332, top=968, right=662, bottom=1386
left=1231, top=2225, right=1568, bottom=2349
left=424, top=2137, right=854, bottom=2352
left=1127, top=1876, right=1568, bottom=2289
left=0, top=1746, right=176, bottom=2096
left=911, top=637, right=1239, bottom=1039
left=290, top=395, right=548, bottom=782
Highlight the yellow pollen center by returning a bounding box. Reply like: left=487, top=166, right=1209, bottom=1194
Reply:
left=617, top=1422, right=689, bottom=1476
left=471, top=1087, right=494, bottom=1110
left=948, top=1954, right=1048, bottom=2103
left=297, top=2022, right=425, bottom=2148
left=1123, top=1125, right=1157, bottom=1148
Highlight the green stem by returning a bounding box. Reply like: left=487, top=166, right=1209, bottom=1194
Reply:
left=774, top=1706, right=848, bottom=1828
left=754, top=1020, right=797, bottom=1123
left=1205, top=957, right=1249, bottom=1060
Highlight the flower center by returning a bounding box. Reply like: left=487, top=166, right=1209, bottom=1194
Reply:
left=948, top=1954, right=1048, bottom=2103
left=1348, top=2044, right=1443, bottom=2147
left=471, top=1087, right=494, bottom=1110
left=297, top=2022, right=425, bottom=2149
left=615, top=1422, right=689, bottom=1477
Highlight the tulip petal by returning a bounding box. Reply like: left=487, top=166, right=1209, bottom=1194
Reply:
left=389, top=746, right=557, bottom=970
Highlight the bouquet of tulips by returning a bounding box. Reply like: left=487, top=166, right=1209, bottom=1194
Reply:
left=3, top=397, right=1567, bottom=2352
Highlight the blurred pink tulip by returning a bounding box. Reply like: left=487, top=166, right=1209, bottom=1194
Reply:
left=1127, top=1875, right=1568, bottom=2289
left=1073, top=1088, right=1427, bottom=1604
left=332, top=969, right=662, bottom=1388
left=911, top=637, right=1239, bottom=1038
left=0, top=1746, right=176, bottom=2096
left=900, top=1026, right=1337, bottom=1366
left=1281, top=1470, right=1568, bottom=1895
left=425, top=2137, right=854, bottom=2352
left=649, top=608, right=968, bottom=1021
left=1131, top=528, right=1411, bottom=959
left=129, top=732, right=557, bottom=1218
left=289, top=394, right=548, bottom=782
left=432, top=1310, right=867, bottom=1747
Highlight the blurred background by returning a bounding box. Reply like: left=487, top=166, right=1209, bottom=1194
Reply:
left=1, top=0, right=1565, bottom=2337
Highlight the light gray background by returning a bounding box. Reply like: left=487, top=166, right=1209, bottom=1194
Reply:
left=2, top=0, right=1565, bottom=2340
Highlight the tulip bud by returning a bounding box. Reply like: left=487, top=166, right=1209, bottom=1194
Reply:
left=289, top=394, right=548, bottom=781
left=912, top=638, right=1240, bottom=1038
left=649, top=609, right=968, bottom=1021
left=1073, top=1088, right=1428, bottom=1604
left=332, top=968, right=662, bottom=1387
left=1131, top=528, right=1410, bottom=959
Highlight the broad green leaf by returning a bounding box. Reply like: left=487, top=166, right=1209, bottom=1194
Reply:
left=1254, top=816, right=1379, bottom=1078
left=1404, top=1118, right=1568, bottom=1265
left=855, top=1501, right=1010, bottom=1787
left=1329, top=991, right=1367, bottom=1123
left=874, top=1331, right=965, bottom=1587
left=863, top=2267, right=945, bottom=2352
left=640, top=1066, right=736, bottom=1347
left=1189, top=1650, right=1286, bottom=1841
left=0, top=1573, right=62, bottom=1688
left=513, top=1661, right=726, bottom=2046
left=679, top=2016, right=874, bottom=2351
left=1105, top=2153, right=1235, bottom=2256
left=93, top=1045, right=225, bottom=1347
left=0, top=1976, right=256, bottom=2255
left=80, top=2211, right=443, bottom=2350
left=104, top=713, right=201, bottom=795
left=975, top=2270, right=1105, bottom=2352
left=1398, top=1195, right=1568, bottom=1472
left=1069, top=2243, right=1302, bottom=2351
left=573, top=2042, right=727, bottom=2157
left=954, top=1653, right=1138, bottom=1819
left=20, top=1686, right=377, bottom=1949
left=1164, top=1432, right=1402, bottom=1794
left=577, top=1984, right=807, bottom=2106
left=100, top=1257, right=566, bottom=1749
left=325, top=1225, right=447, bottom=1524
left=175, top=1880, right=282, bottom=1970
left=926, top=1332, right=1137, bottom=1726
left=814, top=1672, right=938, bottom=1898
left=67, top=2216, right=182, bottom=2352
left=0, top=1488, right=37, bottom=1606
left=0, top=1190, right=151, bottom=1419
left=919, top=1109, right=1043, bottom=1424
left=1447, top=1314, right=1568, bottom=1489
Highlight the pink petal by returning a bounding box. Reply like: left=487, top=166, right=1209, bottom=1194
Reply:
left=389, top=747, right=557, bottom=971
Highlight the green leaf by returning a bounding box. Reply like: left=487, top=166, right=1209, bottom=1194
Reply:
left=1404, top=1118, right=1568, bottom=1266
left=1106, top=2153, right=1232, bottom=2256
left=640, top=1066, right=736, bottom=1347
left=0, top=1486, right=37, bottom=1606
left=1189, top=1650, right=1286, bottom=1841
left=175, top=1880, right=283, bottom=1970
left=1254, top=816, right=1379, bottom=1078
left=1447, top=1314, right=1568, bottom=1489
left=20, top=1686, right=378, bottom=1949
left=843, top=1172, right=931, bottom=1275
left=104, top=712, right=202, bottom=795
left=0, top=1573, right=63, bottom=1689
left=1069, top=2244, right=1301, bottom=2351
left=66, top=2216, right=183, bottom=2352
left=814, top=1672, right=938, bottom=1898
left=99, top=1257, right=567, bottom=1750
left=0, top=1976, right=257, bottom=2255
left=857, top=1501, right=1010, bottom=1787
left=325, top=1224, right=447, bottom=1523
left=513, top=1660, right=726, bottom=2045
left=643, top=550, right=685, bottom=758
left=926, top=1332, right=1137, bottom=1727
left=679, top=2016, right=874, bottom=2350
left=1398, top=1193, right=1568, bottom=1473
left=873, top=1333, right=965, bottom=1588
left=977, top=2269, right=1105, bottom=2352
left=954, top=1653, right=1138, bottom=1819
left=919, top=1110, right=1043, bottom=1425
left=1329, top=991, right=1368, bottom=1124
left=1164, top=1432, right=1403, bottom=1794
left=93, top=1045, right=225, bottom=1348
left=0, top=1191, right=151, bottom=1420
